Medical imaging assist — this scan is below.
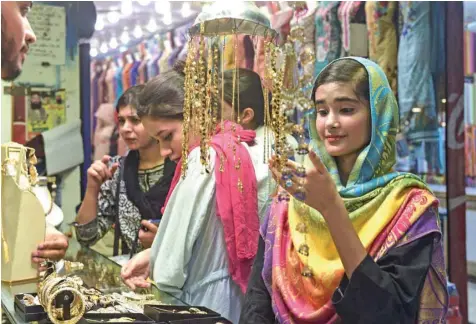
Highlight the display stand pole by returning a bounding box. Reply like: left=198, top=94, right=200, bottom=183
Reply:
left=445, top=1, right=468, bottom=322
left=79, top=39, right=92, bottom=199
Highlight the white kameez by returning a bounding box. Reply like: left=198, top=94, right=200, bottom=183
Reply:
left=150, top=141, right=270, bottom=323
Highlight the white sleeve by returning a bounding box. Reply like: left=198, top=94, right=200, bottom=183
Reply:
left=149, top=147, right=216, bottom=294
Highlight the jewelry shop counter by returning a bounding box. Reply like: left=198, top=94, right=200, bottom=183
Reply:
left=1, top=239, right=214, bottom=324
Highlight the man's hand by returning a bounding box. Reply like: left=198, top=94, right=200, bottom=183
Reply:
left=32, top=228, right=69, bottom=264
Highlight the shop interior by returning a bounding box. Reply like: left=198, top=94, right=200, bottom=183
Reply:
left=1, top=1, right=476, bottom=323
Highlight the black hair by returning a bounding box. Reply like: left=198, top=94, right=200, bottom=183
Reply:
left=311, top=59, right=370, bottom=103
left=220, top=68, right=265, bottom=127
left=138, top=62, right=265, bottom=128
left=115, top=84, right=146, bottom=113
left=137, top=61, right=185, bottom=119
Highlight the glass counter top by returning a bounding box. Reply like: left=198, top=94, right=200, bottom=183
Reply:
left=1, top=239, right=187, bottom=324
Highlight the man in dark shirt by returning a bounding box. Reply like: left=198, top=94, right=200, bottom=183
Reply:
left=1, top=1, right=69, bottom=264
left=1, top=1, right=36, bottom=81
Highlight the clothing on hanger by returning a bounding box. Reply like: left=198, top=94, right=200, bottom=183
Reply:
left=122, top=53, right=135, bottom=91
left=105, top=61, right=117, bottom=104
left=338, top=1, right=364, bottom=56
left=366, top=1, right=398, bottom=94
left=158, top=39, right=173, bottom=73
left=398, top=1, right=438, bottom=143
left=314, top=2, right=342, bottom=76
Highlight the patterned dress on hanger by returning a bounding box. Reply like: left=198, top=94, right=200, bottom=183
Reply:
left=366, top=1, right=398, bottom=95
left=314, top=2, right=342, bottom=76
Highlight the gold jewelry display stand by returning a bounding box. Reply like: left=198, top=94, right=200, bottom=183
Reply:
left=1, top=142, right=46, bottom=283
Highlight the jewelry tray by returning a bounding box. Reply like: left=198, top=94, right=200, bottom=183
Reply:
left=15, top=292, right=157, bottom=324
left=144, top=305, right=220, bottom=322
left=14, top=293, right=49, bottom=322
left=78, top=313, right=155, bottom=323
left=163, top=317, right=233, bottom=324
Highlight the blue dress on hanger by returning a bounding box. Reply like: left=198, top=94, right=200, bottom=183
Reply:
left=130, top=61, right=141, bottom=86
left=398, top=1, right=438, bottom=142
left=398, top=1, right=439, bottom=174
left=114, top=64, right=124, bottom=104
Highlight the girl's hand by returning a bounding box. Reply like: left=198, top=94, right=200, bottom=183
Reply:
left=269, top=150, right=342, bottom=216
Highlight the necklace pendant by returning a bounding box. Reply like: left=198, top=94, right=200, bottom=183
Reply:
left=278, top=191, right=290, bottom=202
left=298, top=243, right=309, bottom=256
left=295, top=222, right=307, bottom=233
left=301, top=266, right=313, bottom=278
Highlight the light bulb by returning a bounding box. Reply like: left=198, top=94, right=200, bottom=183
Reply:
left=121, top=0, right=132, bottom=16
left=107, top=11, right=120, bottom=24
left=411, top=107, right=422, bottom=113
left=133, top=25, right=143, bottom=39
left=90, top=48, right=98, bottom=57
left=155, top=0, right=170, bottom=14
left=154, top=1, right=161, bottom=14
left=90, top=38, right=99, bottom=48
left=163, top=13, right=172, bottom=25
left=100, top=43, right=108, bottom=54
left=95, top=16, right=104, bottom=31
left=109, top=37, right=118, bottom=49
left=120, top=31, right=130, bottom=44
left=146, top=18, right=158, bottom=32
left=181, top=2, right=192, bottom=18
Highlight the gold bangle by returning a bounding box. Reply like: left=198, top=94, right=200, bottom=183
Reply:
left=46, top=286, right=85, bottom=324
left=42, top=277, right=64, bottom=306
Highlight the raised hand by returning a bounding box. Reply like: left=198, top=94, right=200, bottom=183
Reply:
left=86, top=155, right=119, bottom=192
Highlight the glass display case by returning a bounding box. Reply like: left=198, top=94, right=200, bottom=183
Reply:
left=1, top=239, right=187, bottom=324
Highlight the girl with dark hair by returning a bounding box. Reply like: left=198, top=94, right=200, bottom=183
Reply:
left=120, top=63, right=271, bottom=322
left=240, top=57, right=448, bottom=323
left=74, top=85, right=176, bottom=261
left=220, top=68, right=299, bottom=148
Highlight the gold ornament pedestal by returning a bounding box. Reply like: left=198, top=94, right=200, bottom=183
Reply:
left=1, top=143, right=46, bottom=283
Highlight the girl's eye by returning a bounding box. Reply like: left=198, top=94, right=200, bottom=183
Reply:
left=341, top=108, right=354, bottom=114
left=317, top=110, right=328, bottom=117
left=163, top=133, right=172, bottom=141
left=130, top=117, right=141, bottom=124
left=118, top=119, right=125, bottom=125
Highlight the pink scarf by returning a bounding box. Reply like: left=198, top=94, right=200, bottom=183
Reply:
left=162, top=121, right=259, bottom=293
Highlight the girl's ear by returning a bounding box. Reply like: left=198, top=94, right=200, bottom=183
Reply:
left=240, top=107, right=255, bottom=128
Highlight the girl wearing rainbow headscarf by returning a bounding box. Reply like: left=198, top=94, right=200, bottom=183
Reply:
left=240, top=57, right=448, bottom=324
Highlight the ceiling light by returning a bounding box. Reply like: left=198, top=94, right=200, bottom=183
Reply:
left=138, top=0, right=150, bottom=6
left=155, top=0, right=171, bottom=14
left=107, top=11, right=120, bottom=24
left=121, top=0, right=132, bottom=16
left=181, top=2, right=192, bottom=18
left=120, top=31, right=130, bottom=44
left=146, top=18, right=158, bottom=32
left=109, top=37, right=118, bottom=49
left=95, top=16, right=104, bottom=31
left=163, top=13, right=172, bottom=25
left=100, top=43, right=108, bottom=54
left=411, top=107, right=422, bottom=113
left=90, top=38, right=99, bottom=48
left=90, top=48, right=98, bottom=57
left=133, top=25, right=143, bottom=39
